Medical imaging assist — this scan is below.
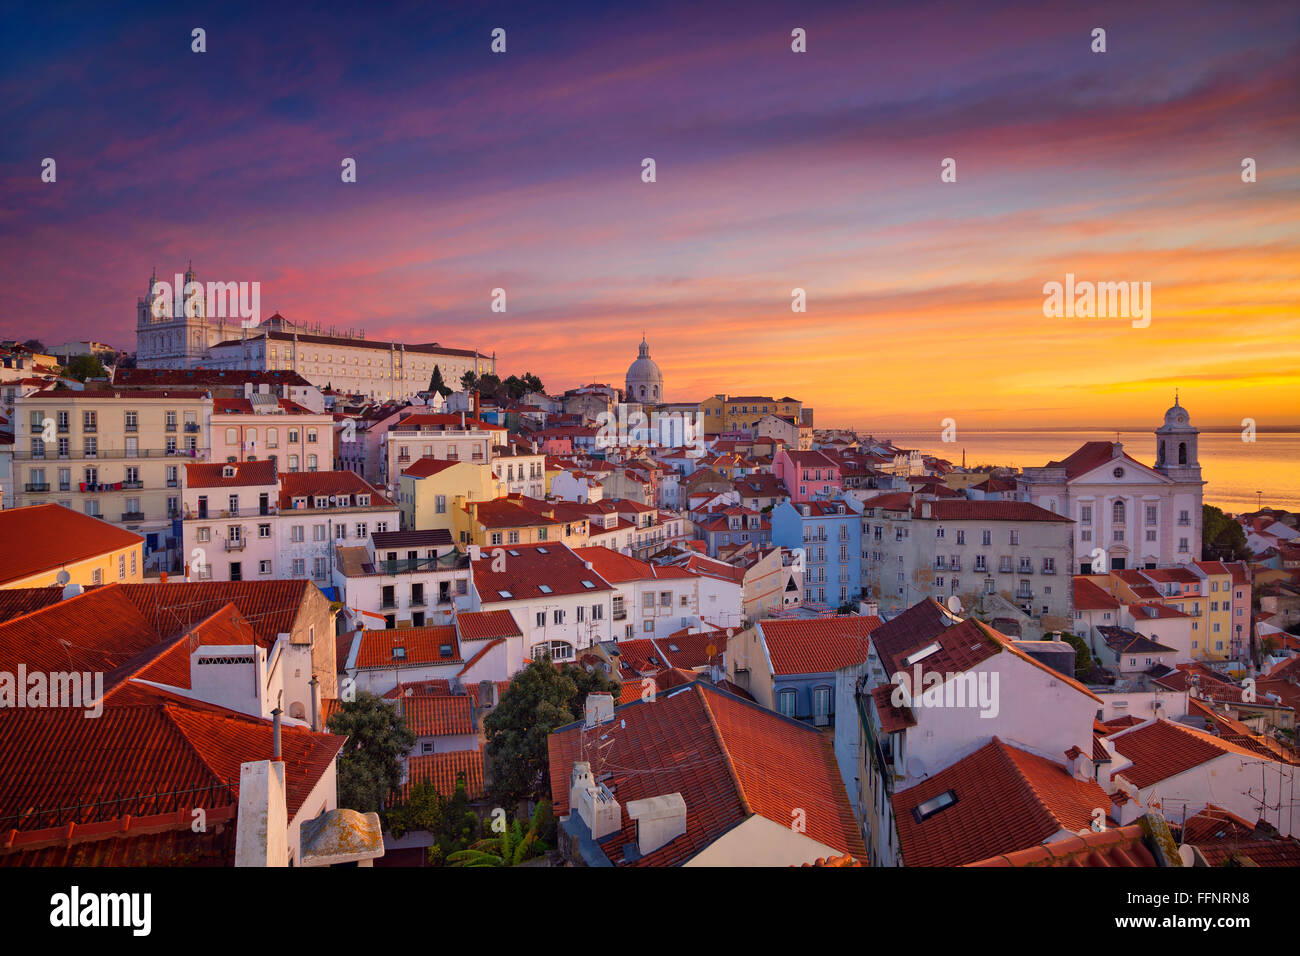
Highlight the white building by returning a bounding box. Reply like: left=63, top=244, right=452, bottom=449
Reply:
left=1018, top=399, right=1204, bottom=571
left=468, top=543, right=616, bottom=661
left=334, top=529, right=473, bottom=631
left=182, top=463, right=398, bottom=585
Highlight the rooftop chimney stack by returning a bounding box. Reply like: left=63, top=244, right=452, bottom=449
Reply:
left=272, top=706, right=282, bottom=759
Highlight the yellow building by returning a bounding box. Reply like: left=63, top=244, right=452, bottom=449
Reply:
left=399, top=458, right=503, bottom=537
left=12, top=387, right=213, bottom=568
left=0, top=503, right=145, bottom=588
left=462, top=496, right=591, bottom=550
left=701, top=394, right=803, bottom=435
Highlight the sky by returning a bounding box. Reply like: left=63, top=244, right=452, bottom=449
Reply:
left=2, top=0, right=1297, bottom=432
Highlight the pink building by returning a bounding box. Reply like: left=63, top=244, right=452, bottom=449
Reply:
left=773, top=449, right=842, bottom=503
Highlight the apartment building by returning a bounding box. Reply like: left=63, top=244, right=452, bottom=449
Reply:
left=182, top=463, right=398, bottom=586
left=13, top=388, right=213, bottom=565
left=210, top=392, right=335, bottom=471
left=858, top=495, right=1074, bottom=639
left=333, top=529, right=473, bottom=631
left=379, top=412, right=508, bottom=497
left=770, top=498, right=863, bottom=609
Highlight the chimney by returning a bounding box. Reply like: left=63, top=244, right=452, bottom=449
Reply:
left=921, top=501, right=932, bottom=519
left=1064, top=745, right=1091, bottom=780
left=61, top=580, right=83, bottom=601
left=1110, top=786, right=1144, bottom=827
left=234, top=760, right=288, bottom=867
left=626, top=794, right=687, bottom=856
left=584, top=692, right=615, bottom=727
left=467, top=544, right=481, bottom=561
left=160, top=571, right=168, bottom=584
left=244, top=382, right=253, bottom=399
left=570, top=762, right=621, bottom=841
left=272, top=706, right=283, bottom=759
left=1111, top=442, right=1122, bottom=458
left=309, top=674, right=320, bottom=731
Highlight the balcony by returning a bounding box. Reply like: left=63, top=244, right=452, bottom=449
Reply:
left=184, top=423, right=201, bottom=433
left=15, top=447, right=208, bottom=461
left=409, top=596, right=427, bottom=609
left=121, top=511, right=145, bottom=522
left=24, top=482, right=50, bottom=492
left=380, top=598, right=398, bottom=610
left=224, top=538, right=246, bottom=551
left=122, top=481, right=144, bottom=490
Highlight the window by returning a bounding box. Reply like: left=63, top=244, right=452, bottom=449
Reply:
left=436, top=494, right=447, bottom=514
left=1113, top=500, right=1125, bottom=524
left=292, top=558, right=306, bottom=576
left=197, top=527, right=211, bottom=543
left=259, top=560, right=272, bottom=575
left=1080, top=505, right=1092, bottom=524
left=981, top=530, right=991, bottom=546
left=553, top=609, right=565, bottom=625
left=313, top=525, right=326, bottom=541
left=778, top=690, right=796, bottom=718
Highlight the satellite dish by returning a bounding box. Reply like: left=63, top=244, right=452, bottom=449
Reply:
left=947, top=595, right=963, bottom=615
left=1178, top=844, right=1195, bottom=867
left=906, top=756, right=927, bottom=778
left=56, top=570, right=71, bottom=586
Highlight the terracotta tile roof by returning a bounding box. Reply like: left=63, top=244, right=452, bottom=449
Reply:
left=1051, top=441, right=1155, bottom=481
left=1195, top=837, right=1300, bottom=867
left=548, top=683, right=864, bottom=866
left=132, top=603, right=260, bottom=690
left=382, top=679, right=453, bottom=699
left=455, top=609, right=522, bottom=642
left=397, top=695, right=475, bottom=737
left=185, top=460, right=277, bottom=488
left=0, top=587, right=63, bottom=624
left=0, top=504, right=143, bottom=587
left=402, top=457, right=463, bottom=478
left=758, top=616, right=883, bottom=676
left=107, top=580, right=312, bottom=647
left=398, top=750, right=485, bottom=801
left=870, top=684, right=916, bottom=733
left=1073, top=576, right=1121, bottom=611
left=0, top=688, right=345, bottom=829
left=965, top=822, right=1157, bottom=867
left=471, top=543, right=614, bottom=602
left=354, top=626, right=461, bottom=668
left=279, top=470, right=393, bottom=510
left=921, top=500, right=1071, bottom=523
left=1109, top=719, right=1266, bottom=789
left=892, top=737, right=1112, bottom=867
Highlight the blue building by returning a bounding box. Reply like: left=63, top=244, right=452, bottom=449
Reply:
left=770, top=498, right=863, bottom=608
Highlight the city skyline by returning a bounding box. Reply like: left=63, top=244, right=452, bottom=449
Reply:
left=3, top=0, right=1297, bottom=430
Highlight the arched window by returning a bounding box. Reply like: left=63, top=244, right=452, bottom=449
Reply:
left=1113, top=500, right=1125, bottom=525
left=778, top=689, right=796, bottom=717
left=1157, top=442, right=1165, bottom=465
left=1178, top=442, right=1187, bottom=465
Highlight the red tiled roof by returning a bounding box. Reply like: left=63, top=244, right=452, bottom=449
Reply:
left=0, top=504, right=143, bottom=587
left=1109, top=719, right=1265, bottom=789
left=965, top=823, right=1157, bottom=867
left=758, top=616, right=883, bottom=675
left=185, top=459, right=277, bottom=488
left=1051, top=441, right=1157, bottom=481
left=397, top=695, right=475, bottom=737
left=892, top=737, right=1112, bottom=867
left=278, top=470, right=393, bottom=510
left=1073, top=576, right=1121, bottom=611
left=471, top=543, right=613, bottom=602
left=870, top=684, right=916, bottom=733
left=455, top=609, right=522, bottom=642
left=0, top=688, right=345, bottom=828
left=398, top=750, right=485, bottom=801
left=548, top=683, right=864, bottom=865
left=921, top=500, right=1071, bottom=523
left=108, top=580, right=312, bottom=647
left=355, top=626, right=461, bottom=668
left=402, top=457, right=463, bottom=478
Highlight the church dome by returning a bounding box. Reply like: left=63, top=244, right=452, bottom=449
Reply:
left=625, top=336, right=663, bottom=404
left=1159, top=392, right=1192, bottom=430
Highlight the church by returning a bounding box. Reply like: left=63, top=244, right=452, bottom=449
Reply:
left=1017, top=397, right=1205, bottom=571
left=135, top=265, right=494, bottom=401
left=624, top=335, right=664, bottom=405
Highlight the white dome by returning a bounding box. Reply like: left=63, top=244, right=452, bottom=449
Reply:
left=625, top=337, right=663, bottom=403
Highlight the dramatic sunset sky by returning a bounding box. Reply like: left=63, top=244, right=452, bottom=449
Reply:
left=3, top=0, right=1297, bottom=430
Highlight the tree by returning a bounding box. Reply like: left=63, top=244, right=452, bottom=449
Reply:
left=428, top=364, right=453, bottom=399
left=1058, top=632, right=1094, bottom=680
left=447, top=800, right=552, bottom=867
left=327, top=691, right=415, bottom=812
left=502, top=372, right=545, bottom=401
left=483, top=656, right=619, bottom=804
left=385, top=781, right=444, bottom=839
left=460, top=370, right=478, bottom=391
left=62, top=354, right=106, bottom=381
left=21, top=339, right=44, bottom=353
left=1203, top=504, right=1251, bottom=562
